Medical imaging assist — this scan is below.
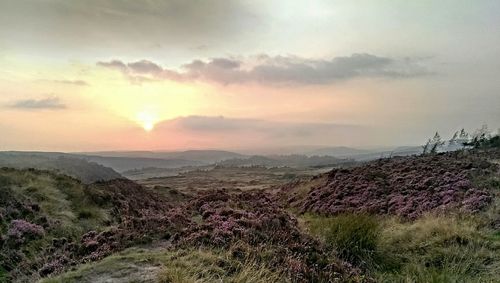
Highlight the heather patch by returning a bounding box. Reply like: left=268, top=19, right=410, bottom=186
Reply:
left=6, top=220, right=44, bottom=245
left=177, top=189, right=365, bottom=282
left=283, top=151, right=496, bottom=218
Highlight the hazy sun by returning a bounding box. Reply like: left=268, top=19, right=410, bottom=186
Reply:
left=142, top=121, right=154, bottom=131
left=136, top=111, right=157, bottom=132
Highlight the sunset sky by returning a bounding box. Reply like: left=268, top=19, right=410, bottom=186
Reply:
left=1, top=0, right=499, bottom=151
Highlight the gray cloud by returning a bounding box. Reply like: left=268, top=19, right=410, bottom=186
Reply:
left=0, top=0, right=262, bottom=52
left=127, top=60, right=163, bottom=74
left=97, top=60, right=128, bottom=72
left=97, top=53, right=432, bottom=85
left=9, top=96, right=66, bottom=110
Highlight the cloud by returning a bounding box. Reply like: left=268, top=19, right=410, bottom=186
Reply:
left=53, top=79, right=89, bottom=86
left=0, top=0, right=262, bottom=51
left=97, top=53, right=432, bottom=85
left=97, top=60, right=128, bottom=73
left=127, top=60, right=163, bottom=74
left=154, top=115, right=365, bottom=144
left=9, top=96, right=66, bottom=110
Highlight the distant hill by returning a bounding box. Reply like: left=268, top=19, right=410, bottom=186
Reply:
left=0, top=151, right=121, bottom=183
left=0, top=151, right=207, bottom=173
left=305, top=145, right=423, bottom=161
left=78, top=150, right=245, bottom=164
left=217, top=154, right=352, bottom=168
left=305, top=146, right=372, bottom=157
left=157, top=150, right=246, bottom=163
left=79, top=155, right=202, bottom=172
left=346, top=146, right=423, bottom=161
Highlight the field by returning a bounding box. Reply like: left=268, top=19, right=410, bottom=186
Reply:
left=137, top=165, right=332, bottom=193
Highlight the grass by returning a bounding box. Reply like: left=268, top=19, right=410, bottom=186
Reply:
left=42, top=246, right=286, bottom=283
left=301, top=212, right=500, bottom=282
left=302, top=213, right=382, bottom=269
left=1, top=168, right=113, bottom=280
left=376, top=214, right=500, bottom=282
left=4, top=169, right=109, bottom=237
left=0, top=266, right=7, bottom=283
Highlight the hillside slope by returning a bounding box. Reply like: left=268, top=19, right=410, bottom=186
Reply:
left=0, top=168, right=193, bottom=282
left=0, top=168, right=360, bottom=282
left=0, top=152, right=121, bottom=183
left=280, top=149, right=499, bottom=219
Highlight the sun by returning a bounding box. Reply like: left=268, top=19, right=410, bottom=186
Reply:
left=136, top=111, right=157, bottom=132
left=142, top=120, right=154, bottom=131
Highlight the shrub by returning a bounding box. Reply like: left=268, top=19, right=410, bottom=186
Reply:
left=303, top=213, right=381, bottom=269
left=6, top=219, right=44, bottom=244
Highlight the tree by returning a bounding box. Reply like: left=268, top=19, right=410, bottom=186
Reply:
left=466, top=124, right=491, bottom=148
left=422, top=132, right=445, bottom=155
left=422, top=138, right=431, bottom=154
left=448, top=131, right=459, bottom=147
left=429, top=132, right=445, bottom=153
left=457, top=128, right=470, bottom=146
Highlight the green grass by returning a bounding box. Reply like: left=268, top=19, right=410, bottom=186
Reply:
left=4, top=169, right=110, bottom=237
left=0, top=168, right=113, bottom=280
left=301, top=212, right=500, bottom=282
left=302, top=213, right=382, bottom=269
left=0, top=266, right=7, bottom=283
left=376, top=214, right=500, bottom=282
left=42, top=246, right=286, bottom=283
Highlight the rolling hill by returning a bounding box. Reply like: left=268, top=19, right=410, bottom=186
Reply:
left=77, top=150, right=245, bottom=164
left=0, top=152, right=121, bottom=183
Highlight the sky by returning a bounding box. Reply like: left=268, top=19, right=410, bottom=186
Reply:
left=1, top=0, right=499, bottom=152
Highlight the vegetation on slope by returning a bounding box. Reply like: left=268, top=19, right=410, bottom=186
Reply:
left=281, top=149, right=498, bottom=219
left=42, top=246, right=286, bottom=283
left=1, top=168, right=363, bottom=282
left=0, top=152, right=122, bottom=183
left=296, top=147, right=500, bottom=282
left=0, top=168, right=111, bottom=281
